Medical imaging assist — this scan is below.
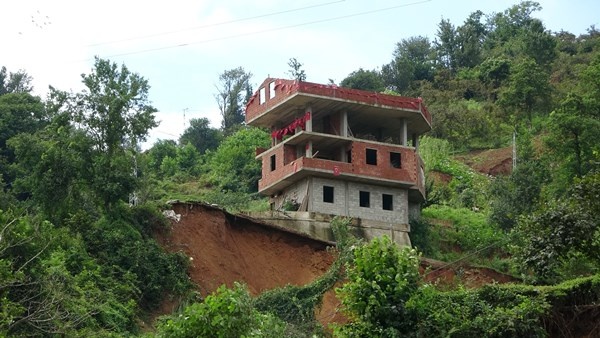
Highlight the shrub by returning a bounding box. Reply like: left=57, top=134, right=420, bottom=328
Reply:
left=156, top=283, right=286, bottom=338
left=335, top=236, right=421, bottom=335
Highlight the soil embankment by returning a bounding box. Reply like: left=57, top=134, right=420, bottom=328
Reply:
left=156, top=202, right=342, bottom=324
left=155, top=202, right=517, bottom=326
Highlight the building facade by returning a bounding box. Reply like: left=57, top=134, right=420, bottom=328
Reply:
left=245, top=78, right=431, bottom=245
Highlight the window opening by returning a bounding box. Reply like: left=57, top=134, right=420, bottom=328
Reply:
left=269, top=81, right=276, bottom=99
left=390, top=152, right=401, bottom=168
left=259, top=87, right=266, bottom=104
left=323, top=186, right=334, bottom=203
left=270, top=154, right=276, bottom=171
left=366, top=148, right=377, bottom=165
left=359, top=191, right=370, bottom=208
left=382, top=194, right=393, bottom=210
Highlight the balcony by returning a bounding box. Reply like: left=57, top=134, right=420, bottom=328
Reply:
left=257, top=135, right=425, bottom=201
left=246, top=79, right=431, bottom=136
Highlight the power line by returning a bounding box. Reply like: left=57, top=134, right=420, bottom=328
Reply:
left=90, top=0, right=431, bottom=60
left=84, top=0, right=346, bottom=47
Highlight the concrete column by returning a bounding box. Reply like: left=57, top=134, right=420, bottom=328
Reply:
left=340, top=111, right=348, bottom=137
left=400, top=118, right=408, bottom=146
left=340, top=111, right=349, bottom=161
left=306, top=140, right=313, bottom=158
left=271, top=126, right=278, bottom=146
left=305, top=106, right=313, bottom=132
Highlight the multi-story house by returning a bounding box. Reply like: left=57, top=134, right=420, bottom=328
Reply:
left=245, top=78, right=431, bottom=246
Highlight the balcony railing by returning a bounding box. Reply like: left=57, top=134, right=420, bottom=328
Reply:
left=246, top=79, right=431, bottom=127
left=257, top=139, right=425, bottom=200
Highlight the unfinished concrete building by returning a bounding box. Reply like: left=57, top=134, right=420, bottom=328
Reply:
left=245, top=78, right=431, bottom=246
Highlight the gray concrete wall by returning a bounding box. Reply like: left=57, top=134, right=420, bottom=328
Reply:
left=245, top=210, right=411, bottom=247
left=271, top=179, right=309, bottom=210
left=308, top=178, right=409, bottom=226
left=310, top=177, right=348, bottom=216
left=346, top=182, right=408, bottom=225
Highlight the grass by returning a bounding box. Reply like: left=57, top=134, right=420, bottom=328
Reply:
left=421, top=205, right=512, bottom=274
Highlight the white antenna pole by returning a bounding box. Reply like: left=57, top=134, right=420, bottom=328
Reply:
left=512, top=130, right=517, bottom=170
left=183, top=108, right=189, bottom=130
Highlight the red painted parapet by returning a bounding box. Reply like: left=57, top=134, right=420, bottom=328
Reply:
left=246, top=78, right=432, bottom=126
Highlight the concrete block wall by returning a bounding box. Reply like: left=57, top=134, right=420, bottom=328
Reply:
left=347, top=182, right=408, bottom=225
left=308, top=177, right=408, bottom=225
left=310, top=177, right=347, bottom=216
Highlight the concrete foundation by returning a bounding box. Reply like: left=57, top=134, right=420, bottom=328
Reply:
left=245, top=210, right=411, bottom=247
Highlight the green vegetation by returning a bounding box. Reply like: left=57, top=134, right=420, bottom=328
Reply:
left=156, top=217, right=356, bottom=337
left=2, top=1, right=600, bottom=336
left=335, top=236, right=600, bottom=337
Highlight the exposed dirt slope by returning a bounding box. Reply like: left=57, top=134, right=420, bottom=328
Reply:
left=154, top=202, right=519, bottom=326
left=160, top=203, right=336, bottom=295
left=156, top=202, right=341, bottom=324
left=455, top=146, right=513, bottom=176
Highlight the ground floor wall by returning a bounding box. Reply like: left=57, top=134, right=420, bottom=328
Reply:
left=309, top=177, right=409, bottom=225
left=245, top=211, right=411, bottom=247
left=267, top=177, right=413, bottom=246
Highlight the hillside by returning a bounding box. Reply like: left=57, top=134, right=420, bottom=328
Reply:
left=152, top=201, right=521, bottom=329
left=154, top=202, right=343, bottom=325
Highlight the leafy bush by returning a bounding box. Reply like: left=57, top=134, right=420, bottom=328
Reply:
left=514, top=170, right=600, bottom=282
left=422, top=205, right=504, bottom=254
left=405, top=284, right=549, bottom=337
left=156, top=283, right=286, bottom=338
left=335, top=236, right=421, bottom=335
left=83, top=204, right=191, bottom=308
left=205, top=127, right=270, bottom=193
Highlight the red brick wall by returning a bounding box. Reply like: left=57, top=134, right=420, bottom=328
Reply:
left=258, top=140, right=421, bottom=193
left=246, top=78, right=431, bottom=126
left=351, top=142, right=417, bottom=183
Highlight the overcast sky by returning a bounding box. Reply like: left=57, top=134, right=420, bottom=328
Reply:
left=3, top=0, right=599, bottom=149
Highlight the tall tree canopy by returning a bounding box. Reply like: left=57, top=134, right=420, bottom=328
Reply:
left=12, top=57, right=158, bottom=213
left=0, top=66, right=33, bottom=95
left=178, top=117, right=222, bottom=155
left=382, top=36, right=434, bottom=93
left=340, top=68, right=385, bottom=92
left=214, top=67, right=252, bottom=135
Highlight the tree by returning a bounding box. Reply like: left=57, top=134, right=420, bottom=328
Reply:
left=9, top=114, right=94, bottom=222
left=382, top=36, right=434, bottom=93
left=516, top=170, right=600, bottom=280
left=214, top=67, right=252, bottom=135
left=0, top=92, right=47, bottom=185
left=498, top=57, right=550, bottom=123
left=546, top=93, right=600, bottom=183
left=484, top=2, right=556, bottom=66
left=335, top=236, right=421, bottom=336
left=75, top=57, right=157, bottom=155
left=178, top=117, right=222, bottom=155
left=340, top=68, right=384, bottom=92
left=73, top=57, right=157, bottom=208
left=489, top=130, right=547, bottom=230
left=435, top=18, right=458, bottom=70
left=146, top=139, right=178, bottom=173
left=455, top=10, right=486, bottom=68
left=207, top=127, right=270, bottom=193
left=287, top=57, right=307, bottom=82
left=0, top=66, right=33, bottom=95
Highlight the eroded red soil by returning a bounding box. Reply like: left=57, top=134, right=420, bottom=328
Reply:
left=155, top=202, right=343, bottom=325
